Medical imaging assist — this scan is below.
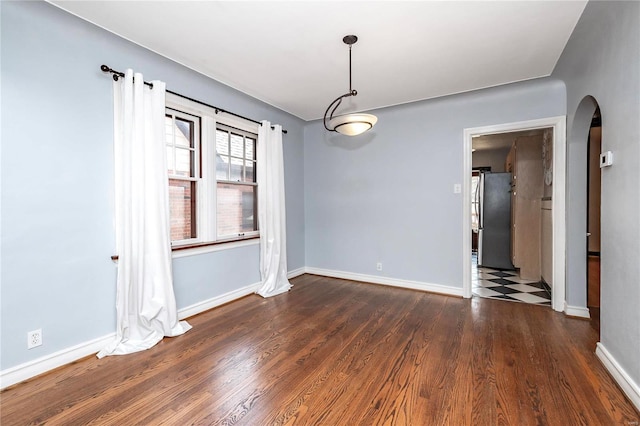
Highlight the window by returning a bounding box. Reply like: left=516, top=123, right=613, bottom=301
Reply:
left=215, top=125, right=258, bottom=238
left=165, top=111, right=199, bottom=243
left=165, top=95, right=259, bottom=248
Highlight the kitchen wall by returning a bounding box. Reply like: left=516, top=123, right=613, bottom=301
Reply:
left=1, top=1, right=305, bottom=371
left=553, top=0, right=640, bottom=393
left=472, top=148, right=510, bottom=172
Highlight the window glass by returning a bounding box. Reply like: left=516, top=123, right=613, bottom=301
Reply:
left=230, top=133, right=244, bottom=158
left=169, top=179, right=196, bottom=240
left=217, top=183, right=256, bottom=237
left=166, top=112, right=199, bottom=242
left=216, top=130, right=229, bottom=155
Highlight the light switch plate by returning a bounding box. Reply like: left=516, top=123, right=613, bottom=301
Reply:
left=600, top=151, right=613, bottom=168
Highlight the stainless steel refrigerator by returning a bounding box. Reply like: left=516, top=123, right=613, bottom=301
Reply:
left=476, top=172, right=514, bottom=270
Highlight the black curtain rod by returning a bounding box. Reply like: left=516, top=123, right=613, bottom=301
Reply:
left=100, top=65, right=287, bottom=134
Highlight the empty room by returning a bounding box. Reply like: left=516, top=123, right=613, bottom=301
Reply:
left=1, top=1, right=639, bottom=424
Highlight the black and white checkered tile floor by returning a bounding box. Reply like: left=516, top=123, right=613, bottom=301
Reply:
left=472, top=254, right=552, bottom=306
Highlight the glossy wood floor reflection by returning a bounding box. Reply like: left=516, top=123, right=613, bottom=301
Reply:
left=2, top=275, right=638, bottom=425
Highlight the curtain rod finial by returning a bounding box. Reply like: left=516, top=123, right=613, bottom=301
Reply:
left=100, top=64, right=110, bottom=73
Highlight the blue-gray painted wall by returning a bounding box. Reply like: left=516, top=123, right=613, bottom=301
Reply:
left=0, top=1, right=305, bottom=370
left=304, top=79, right=565, bottom=286
left=553, top=0, right=640, bottom=388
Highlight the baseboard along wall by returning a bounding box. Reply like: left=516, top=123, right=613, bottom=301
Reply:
left=596, top=342, right=640, bottom=412
left=564, top=302, right=591, bottom=319
left=0, top=267, right=307, bottom=390
left=6, top=265, right=635, bottom=407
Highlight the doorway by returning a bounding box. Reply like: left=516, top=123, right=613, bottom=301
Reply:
left=471, top=129, right=552, bottom=306
left=462, top=116, right=567, bottom=312
left=587, top=107, right=601, bottom=333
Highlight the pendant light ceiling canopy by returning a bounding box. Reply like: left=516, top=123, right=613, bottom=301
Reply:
left=323, top=35, right=377, bottom=136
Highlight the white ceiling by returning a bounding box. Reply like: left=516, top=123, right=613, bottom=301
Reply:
left=50, top=1, right=587, bottom=121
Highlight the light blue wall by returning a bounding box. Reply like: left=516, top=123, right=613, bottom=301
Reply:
left=0, top=1, right=304, bottom=370
left=553, top=1, right=640, bottom=387
left=304, top=79, right=565, bottom=287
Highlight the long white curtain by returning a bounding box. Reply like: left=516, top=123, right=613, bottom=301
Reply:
left=98, top=69, right=191, bottom=358
left=256, top=121, right=292, bottom=298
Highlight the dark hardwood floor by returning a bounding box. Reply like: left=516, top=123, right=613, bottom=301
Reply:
left=1, top=274, right=638, bottom=425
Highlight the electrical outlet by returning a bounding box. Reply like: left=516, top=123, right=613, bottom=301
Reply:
left=28, top=329, right=42, bottom=349
left=376, top=262, right=383, bottom=271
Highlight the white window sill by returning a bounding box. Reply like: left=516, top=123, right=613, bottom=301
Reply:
left=171, top=237, right=259, bottom=259
left=111, top=236, right=260, bottom=262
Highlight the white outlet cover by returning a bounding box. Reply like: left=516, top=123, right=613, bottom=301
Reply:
left=27, top=329, right=42, bottom=349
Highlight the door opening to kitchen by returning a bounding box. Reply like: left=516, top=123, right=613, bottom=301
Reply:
left=471, top=129, right=554, bottom=307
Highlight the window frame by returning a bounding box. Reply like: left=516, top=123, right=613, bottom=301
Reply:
left=165, top=93, right=260, bottom=253
left=215, top=123, right=259, bottom=240
left=165, top=108, right=201, bottom=246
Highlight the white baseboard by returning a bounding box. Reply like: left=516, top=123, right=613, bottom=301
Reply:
left=0, top=278, right=270, bottom=390
left=287, top=267, right=306, bottom=279
left=0, top=267, right=457, bottom=390
left=177, top=281, right=261, bottom=320
left=596, top=342, right=640, bottom=412
left=564, top=302, right=591, bottom=318
left=304, top=267, right=464, bottom=297
left=0, top=332, right=116, bottom=390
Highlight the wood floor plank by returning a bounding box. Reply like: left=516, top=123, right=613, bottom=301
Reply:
left=1, top=274, right=638, bottom=425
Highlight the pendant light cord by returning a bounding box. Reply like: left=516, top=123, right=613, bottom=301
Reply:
left=323, top=39, right=358, bottom=131
left=349, top=44, right=353, bottom=93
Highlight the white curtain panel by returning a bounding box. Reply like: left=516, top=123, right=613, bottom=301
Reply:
left=98, top=70, right=191, bottom=358
left=256, top=121, right=292, bottom=298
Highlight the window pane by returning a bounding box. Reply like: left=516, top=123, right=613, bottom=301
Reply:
left=216, top=154, right=229, bottom=180
left=230, top=157, right=243, bottom=181
left=166, top=146, right=174, bottom=173
left=174, top=118, right=193, bottom=148
left=230, top=133, right=243, bottom=158
left=169, top=179, right=196, bottom=241
left=216, top=130, right=229, bottom=155
left=175, top=148, right=193, bottom=177
left=217, top=183, right=256, bottom=237
left=245, top=138, right=255, bottom=160
left=165, top=116, right=174, bottom=145
left=245, top=160, right=255, bottom=182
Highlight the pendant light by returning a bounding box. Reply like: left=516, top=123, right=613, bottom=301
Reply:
left=323, top=35, right=377, bottom=136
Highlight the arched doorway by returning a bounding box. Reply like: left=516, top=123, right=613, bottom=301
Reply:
left=587, top=107, right=602, bottom=333
left=566, top=96, right=601, bottom=320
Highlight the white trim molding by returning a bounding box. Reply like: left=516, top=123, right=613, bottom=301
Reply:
left=0, top=333, right=116, bottom=390
left=596, top=343, right=640, bottom=412
left=1, top=274, right=288, bottom=390
left=287, top=267, right=306, bottom=279
left=0, top=267, right=458, bottom=390
left=177, top=281, right=261, bottom=320
left=462, top=116, right=567, bottom=311
left=172, top=238, right=259, bottom=259
left=563, top=302, right=591, bottom=318
left=305, top=267, right=464, bottom=297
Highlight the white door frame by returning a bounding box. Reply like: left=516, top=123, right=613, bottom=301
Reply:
left=462, top=116, right=566, bottom=312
